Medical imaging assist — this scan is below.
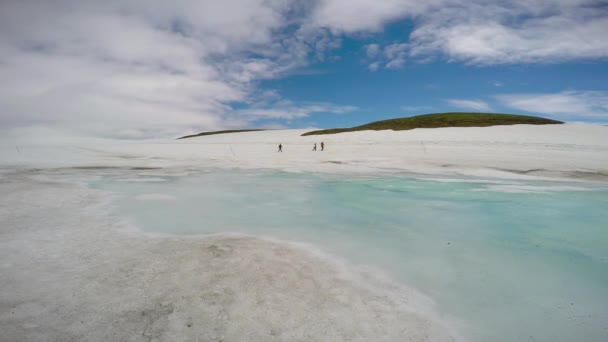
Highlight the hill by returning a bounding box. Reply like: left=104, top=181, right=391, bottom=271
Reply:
left=178, top=129, right=267, bottom=140
left=301, top=113, right=563, bottom=136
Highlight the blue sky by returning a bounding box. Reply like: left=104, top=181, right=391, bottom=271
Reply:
left=259, top=16, right=608, bottom=129
left=1, top=1, right=607, bottom=138
left=265, top=53, right=608, bottom=129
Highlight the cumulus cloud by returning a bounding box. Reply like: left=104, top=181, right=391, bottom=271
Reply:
left=384, top=43, right=409, bottom=69
left=0, top=0, right=341, bottom=138
left=236, top=101, right=357, bottom=120
left=1, top=0, right=606, bottom=138
left=315, top=0, right=608, bottom=65
left=311, top=0, right=414, bottom=34
left=0, top=1, right=290, bottom=137
left=447, top=99, right=492, bottom=112
left=365, top=44, right=380, bottom=58
left=409, top=2, right=608, bottom=64
left=368, top=62, right=381, bottom=71
left=362, top=42, right=408, bottom=69
left=233, top=89, right=357, bottom=121
left=496, top=91, right=608, bottom=120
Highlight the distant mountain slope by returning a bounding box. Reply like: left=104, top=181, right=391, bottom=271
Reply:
left=302, top=113, right=563, bottom=136
left=178, top=129, right=267, bottom=140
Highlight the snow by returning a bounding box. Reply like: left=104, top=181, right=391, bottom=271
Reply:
left=0, top=173, right=460, bottom=341
left=4, top=123, right=606, bottom=181
left=1, top=123, right=607, bottom=341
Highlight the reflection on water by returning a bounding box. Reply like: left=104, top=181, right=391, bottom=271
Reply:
left=90, top=170, right=608, bottom=342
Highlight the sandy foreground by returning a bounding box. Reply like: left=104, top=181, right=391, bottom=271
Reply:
left=1, top=124, right=606, bottom=341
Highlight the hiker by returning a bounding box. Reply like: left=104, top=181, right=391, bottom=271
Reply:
left=313, top=143, right=317, bottom=151
left=320, top=141, right=324, bottom=151
left=278, top=143, right=283, bottom=152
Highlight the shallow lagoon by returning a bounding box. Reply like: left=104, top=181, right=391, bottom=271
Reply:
left=91, top=169, right=608, bottom=341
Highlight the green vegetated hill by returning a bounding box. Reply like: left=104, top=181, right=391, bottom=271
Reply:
left=301, top=113, right=563, bottom=136
left=178, top=129, right=267, bottom=140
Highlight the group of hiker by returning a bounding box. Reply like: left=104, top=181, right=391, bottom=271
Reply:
left=277, top=142, right=324, bottom=152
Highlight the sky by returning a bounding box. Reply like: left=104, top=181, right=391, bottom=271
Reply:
left=0, top=0, right=607, bottom=139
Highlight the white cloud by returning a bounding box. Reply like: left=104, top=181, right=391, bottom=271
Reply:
left=363, top=44, right=382, bottom=70
left=496, top=91, right=608, bottom=120
left=447, top=99, right=492, bottom=112
left=235, top=98, right=357, bottom=120
left=1, top=1, right=606, bottom=138
left=313, top=0, right=608, bottom=64
left=363, top=42, right=408, bottom=70
left=365, top=44, right=380, bottom=58
left=409, top=2, right=608, bottom=64
left=311, top=0, right=414, bottom=34
left=385, top=58, right=405, bottom=69
left=384, top=43, right=408, bottom=69
left=0, top=0, right=346, bottom=138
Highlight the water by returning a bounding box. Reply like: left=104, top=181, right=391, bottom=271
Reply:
left=90, top=169, right=608, bottom=341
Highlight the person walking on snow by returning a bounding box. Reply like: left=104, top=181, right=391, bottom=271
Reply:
left=278, top=143, right=283, bottom=152
left=320, top=141, right=325, bottom=151
left=313, top=143, right=317, bottom=151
